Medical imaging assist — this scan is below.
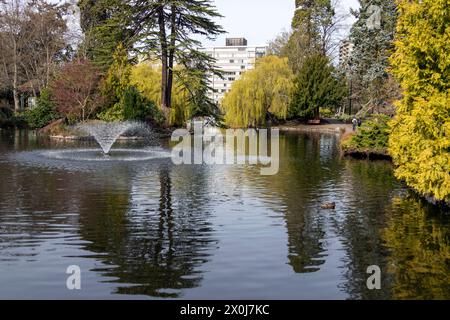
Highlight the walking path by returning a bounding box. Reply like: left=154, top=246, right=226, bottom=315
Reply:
left=274, top=122, right=353, bottom=135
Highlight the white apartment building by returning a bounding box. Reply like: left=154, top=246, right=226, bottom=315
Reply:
left=339, top=39, right=354, bottom=70
left=200, top=38, right=267, bottom=103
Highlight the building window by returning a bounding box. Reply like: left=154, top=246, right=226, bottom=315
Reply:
left=224, top=84, right=227, bottom=87
left=241, top=66, right=245, bottom=70
left=230, top=59, right=234, bottom=63
left=228, top=77, right=235, bottom=81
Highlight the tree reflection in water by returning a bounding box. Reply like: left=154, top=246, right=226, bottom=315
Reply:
left=77, top=165, right=216, bottom=298
left=382, top=195, right=450, bottom=300
left=0, top=130, right=448, bottom=299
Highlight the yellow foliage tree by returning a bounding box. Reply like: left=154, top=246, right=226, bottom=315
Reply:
left=221, top=56, right=294, bottom=128
left=130, top=62, right=191, bottom=126
left=389, top=0, right=450, bottom=203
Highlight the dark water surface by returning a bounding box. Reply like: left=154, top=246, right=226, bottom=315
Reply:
left=0, top=130, right=448, bottom=300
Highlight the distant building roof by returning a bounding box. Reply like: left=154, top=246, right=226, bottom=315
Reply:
left=226, top=38, right=248, bottom=46
left=18, top=80, right=40, bottom=93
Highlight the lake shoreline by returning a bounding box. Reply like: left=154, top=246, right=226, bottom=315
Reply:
left=274, top=122, right=353, bottom=135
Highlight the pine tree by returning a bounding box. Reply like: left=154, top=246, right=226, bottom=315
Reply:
left=389, top=0, right=450, bottom=203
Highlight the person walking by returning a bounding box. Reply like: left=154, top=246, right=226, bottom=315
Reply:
left=352, top=118, right=358, bottom=132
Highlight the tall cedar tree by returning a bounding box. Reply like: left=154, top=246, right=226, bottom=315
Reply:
left=77, top=0, right=132, bottom=67
left=112, top=0, right=225, bottom=125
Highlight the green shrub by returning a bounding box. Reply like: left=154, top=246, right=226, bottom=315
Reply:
left=337, top=114, right=354, bottom=123
left=342, top=115, right=390, bottom=154
left=319, top=107, right=333, bottom=118
left=98, top=86, right=165, bottom=124
left=21, top=89, right=59, bottom=129
left=123, top=86, right=164, bottom=123
left=97, top=102, right=124, bottom=122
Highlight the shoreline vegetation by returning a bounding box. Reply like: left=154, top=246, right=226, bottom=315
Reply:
left=340, top=115, right=392, bottom=161
left=37, top=117, right=394, bottom=163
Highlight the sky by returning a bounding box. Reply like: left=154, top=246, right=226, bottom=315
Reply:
left=201, top=0, right=361, bottom=47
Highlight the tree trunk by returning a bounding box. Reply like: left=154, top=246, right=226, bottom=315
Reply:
left=13, top=87, right=20, bottom=112
left=158, top=6, right=170, bottom=126
left=167, top=4, right=176, bottom=110
left=13, top=45, right=20, bottom=112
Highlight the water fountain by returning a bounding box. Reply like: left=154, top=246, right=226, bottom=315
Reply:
left=12, top=120, right=171, bottom=169
left=76, top=121, right=148, bottom=154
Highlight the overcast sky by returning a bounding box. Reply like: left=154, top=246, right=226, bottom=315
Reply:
left=201, top=0, right=361, bottom=47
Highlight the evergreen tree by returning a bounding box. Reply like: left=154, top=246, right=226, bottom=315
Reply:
left=78, top=1, right=223, bottom=124
left=389, top=0, right=450, bottom=203
left=349, top=0, right=398, bottom=113
left=125, top=0, right=224, bottom=125
left=290, top=53, right=346, bottom=120
left=98, top=43, right=132, bottom=121
left=77, top=0, right=131, bottom=67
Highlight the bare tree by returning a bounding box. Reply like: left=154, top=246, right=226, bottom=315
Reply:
left=0, top=0, right=70, bottom=111
left=20, top=0, right=70, bottom=96
left=49, top=59, right=103, bottom=122
left=269, top=0, right=351, bottom=72
left=321, top=0, right=352, bottom=61
left=267, top=30, right=291, bottom=56
left=0, top=0, right=27, bottom=112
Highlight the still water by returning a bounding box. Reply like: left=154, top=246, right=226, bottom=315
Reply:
left=0, top=130, right=448, bottom=300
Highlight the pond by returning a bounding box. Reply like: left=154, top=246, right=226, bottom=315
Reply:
left=0, top=129, right=448, bottom=299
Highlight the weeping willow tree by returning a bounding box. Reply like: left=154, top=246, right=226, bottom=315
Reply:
left=221, top=56, right=294, bottom=128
